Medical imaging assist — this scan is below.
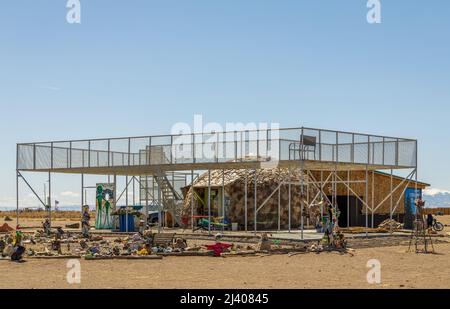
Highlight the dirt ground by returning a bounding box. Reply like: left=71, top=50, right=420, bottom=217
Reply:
left=1, top=215, right=449, bottom=289
left=0, top=242, right=448, bottom=289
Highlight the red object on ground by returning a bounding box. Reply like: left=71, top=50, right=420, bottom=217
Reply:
left=206, top=242, right=232, bottom=257
left=181, top=216, right=189, bottom=226
left=0, top=223, right=14, bottom=233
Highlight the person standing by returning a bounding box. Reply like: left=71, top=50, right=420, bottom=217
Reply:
left=81, top=205, right=91, bottom=239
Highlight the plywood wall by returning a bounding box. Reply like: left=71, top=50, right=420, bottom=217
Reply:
left=309, top=170, right=427, bottom=214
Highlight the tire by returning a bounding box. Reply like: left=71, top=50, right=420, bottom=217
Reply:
left=433, top=221, right=444, bottom=232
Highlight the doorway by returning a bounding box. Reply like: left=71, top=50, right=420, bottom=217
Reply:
left=329, top=195, right=363, bottom=227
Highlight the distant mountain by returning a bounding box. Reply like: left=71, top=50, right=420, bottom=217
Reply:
left=423, top=188, right=450, bottom=208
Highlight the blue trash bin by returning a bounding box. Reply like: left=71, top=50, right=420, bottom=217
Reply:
left=118, top=207, right=135, bottom=232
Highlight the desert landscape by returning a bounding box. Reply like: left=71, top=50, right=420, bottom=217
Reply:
left=1, top=213, right=449, bottom=289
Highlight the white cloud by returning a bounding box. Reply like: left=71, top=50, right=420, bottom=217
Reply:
left=423, top=187, right=450, bottom=196
left=60, top=191, right=80, bottom=198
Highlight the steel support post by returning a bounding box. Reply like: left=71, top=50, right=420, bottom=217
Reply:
left=365, top=166, right=369, bottom=237
left=48, top=172, right=52, bottom=228
left=145, top=175, right=149, bottom=228
left=254, top=169, right=257, bottom=234
left=152, top=177, right=155, bottom=221
left=114, top=174, right=117, bottom=230
left=16, top=170, right=19, bottom=226
left=320, top=170, right=323, bottom=220
left=157, top=176, right=161, bottom=233
left=208, top=169, right=211, bottom=235
left=415, top=140, right=418, bottom=194
left=81, top=174, right=84, bottom=210
left=191, top=170, right=194, bottom=231
left=16, top=144, right=19, bottom=226
left=278, top=185, right=281, bottom=231
left=347, top=170, right=350, bottom=228
left=300, top=128, right=305, bottom=239
left=125, top=175, right=129, bottom=232
left=390, top=169, right=393, bottom=220
left=333, top=168, right=337, bottom=210
left=133, top=176, right=136, bottom=206
left=371, top=171, right=375, bottom=228
left=244, top=170, right=248, bottom=232
left=288, top=168, right=291, bottom=233
left=171, top=173, right=175, bottom=227
left=222, top=169, right=225, bottom=232
left=365, top=136, right=370, bottom=237
left=306, top=181, right=309, bottom=230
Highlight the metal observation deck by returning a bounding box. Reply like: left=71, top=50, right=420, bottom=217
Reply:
left=17, top=127, right=417, bottom=175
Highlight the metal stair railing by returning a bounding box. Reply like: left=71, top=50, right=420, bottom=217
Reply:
left=154, top=171, right=183, bottom=226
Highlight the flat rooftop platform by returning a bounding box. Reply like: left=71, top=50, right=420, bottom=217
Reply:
left=17, top=126, right=417, bottom=174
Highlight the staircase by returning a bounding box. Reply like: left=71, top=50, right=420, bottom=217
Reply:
left=154, top=171, right=184, bottom=227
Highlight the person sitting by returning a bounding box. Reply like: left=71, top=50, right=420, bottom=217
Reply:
left=10, top=245, right=25, bottom=262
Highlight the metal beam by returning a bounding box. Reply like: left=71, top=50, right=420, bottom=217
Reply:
left=208, top=169, right=211, bottom=235
left=288, top=168, right=291, bottom=233
left=333, top=173, right=370, bottom=209
left=347, top=170, right=350, bottom=227
left=48, top=171, right=52, bottom=227
left=17, top=171, right=46, bottom=207
left=222, top=169, right=225, bottom=232
left=371, top=171, right=375, bottom=228
left=371, top=169, right=416, bottom=213
left=191, top=170, right=194, bottom=231
left=256, top=179, right=286, bottom=213
left=254, top=169, right=257, bottom=234
left=391, top=171, right=415, bottom=214
left=81, top=173, right=84, bottom=210
left=305, top=171, right=333, bottom=207
left=366, top=137, right=370, bottom=237
left=116, top=176, right=134, bottom=204
left=278, top=183, right=281, bottom=231
left=390, top=169, right=393, bottom=220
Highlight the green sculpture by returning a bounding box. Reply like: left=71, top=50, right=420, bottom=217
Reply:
left=95, top=184, right=114, bottom=229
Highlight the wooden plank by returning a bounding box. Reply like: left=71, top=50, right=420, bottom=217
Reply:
left=84, top=255, right=163, bottom=260
left=157, top=251, right=214, bottom=257
left=28, top=255, right=82, bottom=259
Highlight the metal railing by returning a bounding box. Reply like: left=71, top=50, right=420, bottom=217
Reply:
left=17, top=127, right=417, bottom=171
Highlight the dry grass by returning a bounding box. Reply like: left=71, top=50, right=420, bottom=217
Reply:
left=0, top=210, right=95, bottom=220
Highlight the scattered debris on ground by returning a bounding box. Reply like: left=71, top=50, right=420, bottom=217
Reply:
left=256, top=233, right=272, bottom=251
left=378, top=219, right=404, bottom=231
left=340, top=227, right=389, bottom=234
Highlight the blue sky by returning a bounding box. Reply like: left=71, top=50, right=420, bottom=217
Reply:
left=0, top=0, right=449, bottom=207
